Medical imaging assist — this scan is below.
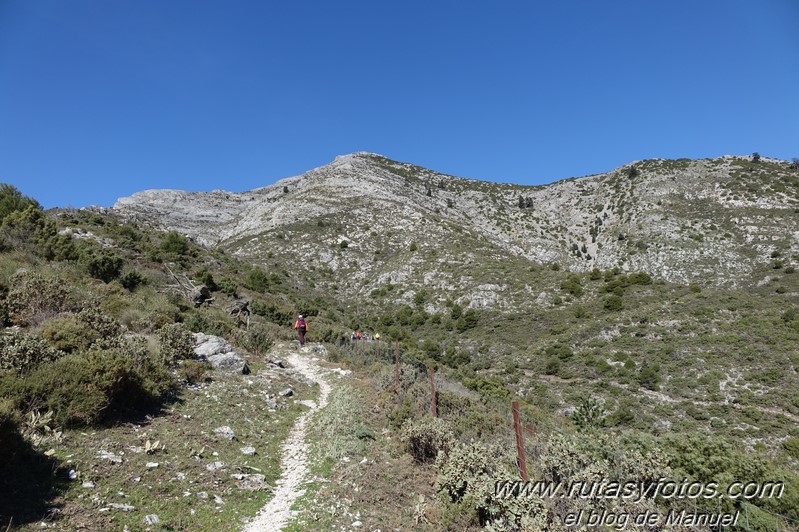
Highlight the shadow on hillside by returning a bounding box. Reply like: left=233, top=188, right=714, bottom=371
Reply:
left=0, top=427, right=66, bottom=528
left=100, top=387, right=183, bottom=427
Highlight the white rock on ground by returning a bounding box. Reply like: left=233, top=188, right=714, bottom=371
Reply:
left=192, top=333, right=249, bottom=373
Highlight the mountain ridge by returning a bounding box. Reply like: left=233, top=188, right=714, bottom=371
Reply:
left=112, top=152, right=799, bottom=299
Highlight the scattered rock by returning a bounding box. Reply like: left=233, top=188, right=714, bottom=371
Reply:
left=279, top=387, right=294, bottom=397
left=213, top=495, right=225, bottom=505
left=108, top=503, right=136, bottom=512
left=231, top=473, right=266, bottom=490
left=97, top=450, right=123, bottom=463
left=311, top=344, right=329, bottom=356
left=68, top=470, right=77, bottom=480
left=214, top=426, right=235, bottom=440
left=240, top=446, right=256, bottom=456
left=208, top=352, right=250, bottom=374
left=146, top=462, right=159, bottom=469
left=197, top=492, right=209, bottom=499
left=352, top=520, right=363, bottom=527
left=206, top=461, right=226, bottom=472
left=193, top=333, right=233, bottom=357
left=144, top=514, right=161, bottom=525
left=82, top=481, right=95, bottom=489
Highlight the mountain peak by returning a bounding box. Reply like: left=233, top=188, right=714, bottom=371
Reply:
left=113, top=154, right=799, bottom=288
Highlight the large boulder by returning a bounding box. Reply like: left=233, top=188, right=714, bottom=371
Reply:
left=193, top=333, right=249, bottom=374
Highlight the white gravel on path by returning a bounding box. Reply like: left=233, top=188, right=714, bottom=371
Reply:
left=243, top=345, right=333, bottom=532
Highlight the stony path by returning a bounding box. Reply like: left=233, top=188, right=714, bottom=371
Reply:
left=243, top=345, right=334, bottom=532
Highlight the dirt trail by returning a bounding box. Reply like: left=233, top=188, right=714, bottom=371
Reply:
left=243, top=344, right=334, bottom=532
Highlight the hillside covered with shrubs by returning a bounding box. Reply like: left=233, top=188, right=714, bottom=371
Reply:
left=2, top=180, right=799, bottom=530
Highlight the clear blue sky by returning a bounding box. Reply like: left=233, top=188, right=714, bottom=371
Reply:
left=1, top=1, right=798, bottom=208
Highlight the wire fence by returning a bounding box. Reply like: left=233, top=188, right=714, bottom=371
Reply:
left=324, top=337, right=798, bottom=531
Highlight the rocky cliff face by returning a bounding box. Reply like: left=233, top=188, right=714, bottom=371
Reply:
left=112, top=152, right=799, bottom=306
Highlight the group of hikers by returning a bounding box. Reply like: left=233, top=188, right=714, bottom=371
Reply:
left=291, top=315, right=381, bottom=348
left=350, top=330, right=379, bottom=342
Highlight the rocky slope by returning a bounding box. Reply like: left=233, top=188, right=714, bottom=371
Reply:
left=112, top=152, right=799, bottom=305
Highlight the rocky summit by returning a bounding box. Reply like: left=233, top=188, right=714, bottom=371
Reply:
left=113, top=152, right=799, bottom=305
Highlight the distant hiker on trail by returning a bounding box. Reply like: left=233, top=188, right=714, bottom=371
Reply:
left=293, top=315, right=308, bottom=346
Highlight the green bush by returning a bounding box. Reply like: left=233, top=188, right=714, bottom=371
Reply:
left=0, top=332, right=63, bottom=373
left=120, top=270, right=146, bottom=291
left=783, top=437, right=799, bottom=459
left=401, top=416, right=455, bottom=463
left=572, top=396, right=606, bottom=429
left=456, top=309, right=479, bottom=332
left=178, top=360, right=211, bottom=384
left=544, top=357, right=560, bottom=375
left=5, top=349, right=175, bottom=427
left=250, top=299, right=293, bottom=325
left=40, top=314, right=97, bottom=354
left=78, top=307, right=122, bottom=338
left=160, top=231, right=191, bottom=256
left=218, top=278, right=238, bottom=298
left=0, top=204, right=44, bottom=249
left=637, top=363, right=661, bottom=391
left=0, top=184, right=40, bottom=224
left=560, top=275, right=583, bottom=297
left=606, top=401, right=635, bottom=426
left=604, top=294, right=623, bottom=311
left=7, top=271, right=71, bottom=326
left=83, top=250, right=124, bottom=283
left=462, top=375, right=509, bottom=401
left=237, top=324, right=274, bottom=356
left=628, top=271, right=653, bottom=285
left=38, top=230, right=79, bottom=262
left=437, top=441, right=545, bottom=529
left=193, top=267, right=218, bottom=291
left=535, top=433, right=668, bottom=523
left=544, top=343, right=573, bottom=360
left=156, top=323, right=195, bottom=366
left=244, top=266, right=271, bottom=293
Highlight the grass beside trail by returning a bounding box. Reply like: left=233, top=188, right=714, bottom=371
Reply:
left=285, top=364, right=443, bottom=532
left=19, top=359, right=314, bottom=531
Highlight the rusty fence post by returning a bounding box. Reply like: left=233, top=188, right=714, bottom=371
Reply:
left=430, top=367, right=437, bottom=418
left=512, top=400, right=529, bottom=481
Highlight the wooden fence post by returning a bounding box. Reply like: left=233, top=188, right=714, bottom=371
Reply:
left=512, top=400, right=528, bottom=481
left=430, top=367, right=437, bottom=418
